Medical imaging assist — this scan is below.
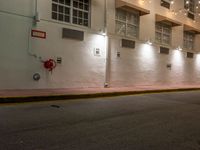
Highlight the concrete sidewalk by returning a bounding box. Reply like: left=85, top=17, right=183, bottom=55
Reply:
left=1, top=84, right=200, bottom=103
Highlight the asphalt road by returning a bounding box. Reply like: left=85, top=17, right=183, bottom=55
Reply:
left=1, top=91, right=200, bottom=150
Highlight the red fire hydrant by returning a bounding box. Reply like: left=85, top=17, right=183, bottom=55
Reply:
left=43, top=59, right=57, bottom=72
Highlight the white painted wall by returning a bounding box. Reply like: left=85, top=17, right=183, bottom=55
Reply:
left=0, top=0, right=106, bottom=89
left=107, top=0, right=200, bottom=87
left=0, top=0, right=200, bottom=89
left=109, top=39, right=200, bottom=87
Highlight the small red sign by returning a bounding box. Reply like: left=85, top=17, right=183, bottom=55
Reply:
left=31, top=30, right=46, bottom=39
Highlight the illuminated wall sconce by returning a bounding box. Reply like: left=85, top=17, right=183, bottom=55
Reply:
left=141, top=0, right=145, bottom=4
left=101, top=32, right=106, bottom=36
left=145, top=38, right=153, bottom=45
left=99, top=29, right=106, bottom=36
left=140, top=0, right=151, bottom=4
left=176, top=46, right=182, bottom=51
left=170, top=0, right=174, bottom=5
left=146, top=40, right=152, bottom=45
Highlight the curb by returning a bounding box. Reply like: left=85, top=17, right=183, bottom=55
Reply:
left=0, top=88, right=200, bottom=103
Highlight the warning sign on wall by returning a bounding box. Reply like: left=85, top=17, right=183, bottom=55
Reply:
left=31, top=30, right=46, bottom=39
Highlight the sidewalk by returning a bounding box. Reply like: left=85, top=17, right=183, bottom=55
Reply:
left=1, top=85, right=200, bottom=103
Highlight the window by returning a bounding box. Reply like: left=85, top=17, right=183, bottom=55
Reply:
left=184, top=0, right=195, bottom=12
left=155, top=22, right=172, bottom=46
left=115, top=9, right=139, bottom=38
left=52, top=0, right=90, bottom=27
left=160, top=0, right=171, bottom=9
left=184, top=31, right=195, bottom=50
left=184, top=0, right=195, bottom=19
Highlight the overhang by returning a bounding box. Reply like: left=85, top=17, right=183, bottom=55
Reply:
left=184, top=24, right=200, bottom=34
left=155, top=14, right=182, bottom=27
left=116, top=0, right=150, bottom=16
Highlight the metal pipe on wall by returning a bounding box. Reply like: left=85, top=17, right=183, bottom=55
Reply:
left=35, top=0, right=37, bottom=14
left=104, top=0, right=111, bottom=88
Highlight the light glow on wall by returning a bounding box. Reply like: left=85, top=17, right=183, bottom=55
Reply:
left=194, top=54, right=200, bottom=71
left=89, top=34, right=106, bottom=57
left=171, top=49, right=184, bottom=66
left=139, top=0, right=152, bottom=5
left=138, top=44, right=156, bottom=70
left=170, top=50, right=185, bottom=77
left=140, top=44, right=155, bottom=59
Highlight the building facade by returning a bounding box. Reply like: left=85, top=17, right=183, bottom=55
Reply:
left=0, top=0, right=200, bottom=89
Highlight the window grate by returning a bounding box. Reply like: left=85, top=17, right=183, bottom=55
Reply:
left=160, top=46, right=170, bottom=54
left=160, top=0, right=170, bottom=9
left=187, top=12, right=195, bottom=20
left=62, top=28, right=84, bottom=41
left=121, top=39, right=135, bottom=49
left=187, top=52, right=194, bottom=58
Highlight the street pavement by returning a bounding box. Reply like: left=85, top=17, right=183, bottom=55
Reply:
left=1, top=91, right=200, bottom=150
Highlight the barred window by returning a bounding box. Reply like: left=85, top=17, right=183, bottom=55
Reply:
left=184, top=0, right=195, bottom=13
left=160, top=0, right=171, bottom=9
left=52, top=0, right=90, bottom=27
left=155, top=22, right=172, bottom=46
left=184, top=31, right=195, bottom=50
left=115, top=9, right=139, bottom=38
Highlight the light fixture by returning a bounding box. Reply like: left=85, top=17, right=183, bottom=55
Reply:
left=145, top=39, right=152, bottom=45
left=99, top=29, right=106, bottom=36
left=139, top=0, right=152, bottom=4
left=176, top=46, right=182, bottom=51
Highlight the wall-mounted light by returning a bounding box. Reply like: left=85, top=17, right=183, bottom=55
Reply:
left=139, top=0, right=152, bottom=5
left=99, top=29, right=106, bottom=36
left=146, top=40, right=152, bottom=45
left=145, top=38, right=153, bottom=45
left=176, top=46, right=182, bottom=51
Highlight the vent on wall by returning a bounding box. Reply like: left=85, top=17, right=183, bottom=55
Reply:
left=160, top=46, right=170, bottom=54
left=121, top=39, right=135, bottom=49
left=187, top=12, right=195, bottom=20
left=187, top=52, right=194, bottom=58
left=62, top=28, right=84, bottom=41
left=161, top=0, right=170, bottom=9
